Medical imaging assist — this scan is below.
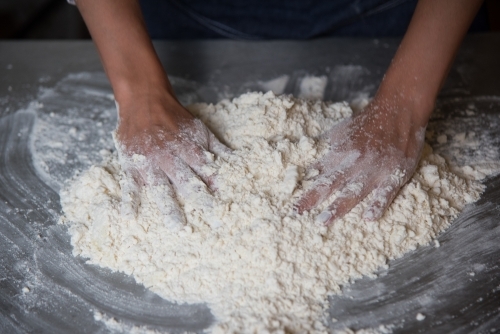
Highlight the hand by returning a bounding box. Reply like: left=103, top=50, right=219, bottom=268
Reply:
left=114, top=91, right=230, bottom=231
left=295, top=96, right=427, bottom=225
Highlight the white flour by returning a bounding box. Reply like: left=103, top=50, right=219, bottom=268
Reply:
left=60, top=92, right=484, bottom=333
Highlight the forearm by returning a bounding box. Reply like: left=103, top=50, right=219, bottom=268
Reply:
left=76, top=0, right=173, bottom=105
left=378, top=0, right=484, bottom=126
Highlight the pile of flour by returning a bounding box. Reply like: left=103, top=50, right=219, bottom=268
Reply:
left=60, top=92, right=484, bottom=333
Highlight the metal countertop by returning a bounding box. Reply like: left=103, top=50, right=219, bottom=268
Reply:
left=0, top=35, right=499, bottom=333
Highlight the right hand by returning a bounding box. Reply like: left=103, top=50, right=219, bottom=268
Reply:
left=295, top=95, right=427, bottom=225
left=114, top=89, right=231, bottom=231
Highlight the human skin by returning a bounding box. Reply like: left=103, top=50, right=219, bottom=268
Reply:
left=76, top=0, right=231, bottom=229
left=296, top=0, right=484, bottom=224
left=75, top=0, right=483, bottom=226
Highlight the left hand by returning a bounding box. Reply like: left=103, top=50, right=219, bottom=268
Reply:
left=295, top=96, right=427, bottom=225
left=114, top=90, right=231, bottom=230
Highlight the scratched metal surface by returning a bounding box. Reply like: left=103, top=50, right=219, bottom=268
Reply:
left=0, top=35, right=499, bottom=333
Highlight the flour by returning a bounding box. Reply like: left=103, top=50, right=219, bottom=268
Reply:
left=258, top=75, right=290, bottom=95
left=298, top=75, right=328, bottom=100
left=427, top=98, right=500, bottom=180
left=60, top=91, right=484, bottom=333
left=93, top=311, right=163, bottom=334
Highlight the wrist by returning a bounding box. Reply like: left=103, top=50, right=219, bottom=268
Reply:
left=114, top=79, right=173, bottom=106
left=376, top=77, right=434, bottom=129
left=111, top=67, right=175, bottom=104
left=111, top=63, right=181, bottom=121
left=114, top=84, right=192, bottom=137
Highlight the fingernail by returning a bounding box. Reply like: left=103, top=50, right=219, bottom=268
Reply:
left=315, top=211, right=332, bottom=225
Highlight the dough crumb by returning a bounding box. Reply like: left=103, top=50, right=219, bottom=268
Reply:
left=437, top=134, right=447, bottom=144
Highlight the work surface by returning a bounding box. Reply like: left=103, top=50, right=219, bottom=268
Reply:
left=1, top=35, right=499, bottom=333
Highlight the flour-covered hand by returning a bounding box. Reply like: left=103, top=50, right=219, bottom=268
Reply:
left=296, top=96, right=427, bottom=225
left=114, top=93, right=230, bottom=230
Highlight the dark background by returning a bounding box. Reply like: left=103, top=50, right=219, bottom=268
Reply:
left=1, top=0, right=500, bottom=40
left=0, top=0, right=89, bottom=39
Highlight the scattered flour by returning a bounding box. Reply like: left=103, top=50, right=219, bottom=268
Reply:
left=298, top=75, right=328, bottom=100
left=332, top=325, right=394, bottom=334
left=436, top=134, right=447, bottom=144
left=60, top=92, right=484, bottom=333
left=258, top=75, right=290, bottom=95
left=427, top=98, right=500, bottom=180
left=93, top=310, right=163, bottom=334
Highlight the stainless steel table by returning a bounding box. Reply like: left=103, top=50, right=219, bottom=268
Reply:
left=0, top=35, right=499, bottom=333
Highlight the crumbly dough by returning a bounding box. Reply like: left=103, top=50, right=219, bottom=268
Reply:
left=60, top=92, right=483, bottom=333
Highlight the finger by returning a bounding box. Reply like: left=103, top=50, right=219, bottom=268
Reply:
left=173, top=120, right=217, bottom=179
left=120, top=167, right=142, bottom=220
left=144, top=168, right=186, bottom=231
left=362, top=177, right=402, bottom=222
left=205, top=131, right=233, bottom=192
left=162, top=157, right=223, bottom=229
left=175, top=140, right=220, bottom=190
left=114, top=131, right=143, bottom=221
left=315, top=178, right=373, bottom=225
left=208, top=131, right=232, bottom=157
left=295, top=170, right=348, bottom=214
left=296, top=147, right=362, bottom=213
left=178, top=120, right=229, bottom=187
